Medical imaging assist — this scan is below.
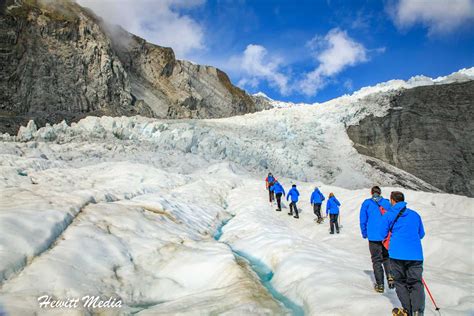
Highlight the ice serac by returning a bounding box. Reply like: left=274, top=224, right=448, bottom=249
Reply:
left=0, top=0, right=258, bottom=134
left=347, top=81, right=474, bottom=197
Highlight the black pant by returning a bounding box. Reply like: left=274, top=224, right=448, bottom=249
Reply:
left=313, top=203, right=322, bottom=219
left=369, top=241, right=392, bottom=286
left=268, top=188, right=275, bottom=202
left=391, top=259, right=425, bottom=315
left=276, top=193, right=282, bottom=210
left=289, top=202, right=298, bottom=216
left=329, top=214, right=339, bottom=233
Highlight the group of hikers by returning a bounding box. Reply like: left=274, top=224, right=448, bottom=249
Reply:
left=265, top=173, right=341, bottom=233
left=265, top=173, right=427, bottom=316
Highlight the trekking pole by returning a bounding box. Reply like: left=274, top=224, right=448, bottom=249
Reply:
left=422, top=278, right=441, bottom=314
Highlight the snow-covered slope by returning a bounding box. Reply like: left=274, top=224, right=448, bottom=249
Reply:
left=253, top=92, right=308, bottom=108
left=0, top=157, right=472, bottom=315
left=0, top=161, right=287, bottom=314
left=0, top=68, right=473, bottom=315
left=1, top=96, right=438, bottom=192
left=255, top=67, right=474, bottom=108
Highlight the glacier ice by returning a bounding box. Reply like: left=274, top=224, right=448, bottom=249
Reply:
left=0, top=68, right=473, bottom=315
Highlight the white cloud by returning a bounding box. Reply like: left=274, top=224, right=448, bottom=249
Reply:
left=77, top=0, right=205, bottom=58
left=299, top=28, right=368, bottom=96
left=389, top=0, right=474, bottom=35
left=343, top=79, right=353, bottom=91
left=234, top=44, right=290, bottom=95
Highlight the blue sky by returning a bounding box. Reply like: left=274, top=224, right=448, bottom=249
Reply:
left=79, top=0, right=474, bottom=103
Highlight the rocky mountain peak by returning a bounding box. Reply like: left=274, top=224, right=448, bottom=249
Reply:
left=0, top=0, right=260, bottom=134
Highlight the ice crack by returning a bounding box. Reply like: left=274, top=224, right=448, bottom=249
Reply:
left=214, top=218, right=305, bottom=316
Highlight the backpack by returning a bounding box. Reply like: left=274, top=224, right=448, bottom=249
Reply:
left=266, top=176, right=276, bottom=188
left=382, top=207, right=406, bottom=250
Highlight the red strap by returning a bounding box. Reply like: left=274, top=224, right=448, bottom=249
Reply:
left=383, top=207, right=407, bottom=250
left=382, top=232, right=391, bottom=249
left=373, top=199, right=387, bottom=215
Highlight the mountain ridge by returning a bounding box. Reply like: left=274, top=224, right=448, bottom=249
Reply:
left=0, top=0, right=262, bottom=135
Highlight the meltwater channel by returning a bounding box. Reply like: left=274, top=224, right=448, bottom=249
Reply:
left=214, top=218, right=304, bottom=316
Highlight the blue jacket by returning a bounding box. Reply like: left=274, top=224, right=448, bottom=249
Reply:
left=286, top=187, right=299, bottom=202
left=271, top=182, right=285, bottom=195
left=359, top=196, right=392, bottom=241
left=326, top=196, right=341, bottom=215
left=266, top=176, right=275, bottom=184
left=310, top=189, right=325, bottom=204
left=380, top=202, right=425, bottom=261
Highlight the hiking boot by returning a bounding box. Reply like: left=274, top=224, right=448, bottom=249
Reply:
left=287, top=213, right=293, bottom=216
left=329, top=231, right=334, bottom=234
left=276, top=209, right=281, bottom=212
left=392, top=307, right=408, bottom=316
left=374, top=284, right=384, bottom=293
left=293, top=215, right=299, bottom=219
left=336, top=230, right=340, bottom=234
left=388, top=276, right=395, bottom=289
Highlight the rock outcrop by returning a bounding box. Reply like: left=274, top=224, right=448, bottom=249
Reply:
left=107, top=25, right=259, bottom=119
left=347, top=81, right=474, bottom=197
left=0, top=0, right=258, bottom=134
left=250, top=93, right=274, bottom=111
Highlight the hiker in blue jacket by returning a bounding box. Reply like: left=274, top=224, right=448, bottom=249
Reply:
left=326, top=193, right=341, bottom=234
left=271, top=181, right=285, bottom=212
left=265, top=173, right=276, bottom=203
left=360, top=186, right=394, bottom=293
left=286, top=184, right=300, bottom=219
left=381, top=191, right=425, bottom=316
left=310, top=187, right=325, bottom=223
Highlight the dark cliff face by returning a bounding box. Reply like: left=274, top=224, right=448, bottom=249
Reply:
left=0, top=0, right=152, bottom=135
left=347, top=81, right=474, bottom=197
left=107, top=24, right=259, bottom=119
left=0, top=0, right=257, bottom=134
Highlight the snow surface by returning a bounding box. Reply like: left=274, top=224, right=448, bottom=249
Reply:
left=0, top=68, right=473, bottom=315
left=0, top=157, right=472, bottom=315
left=255, top=67, right=474, bottom=109
left=1, top=95, right=439, bottom=192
